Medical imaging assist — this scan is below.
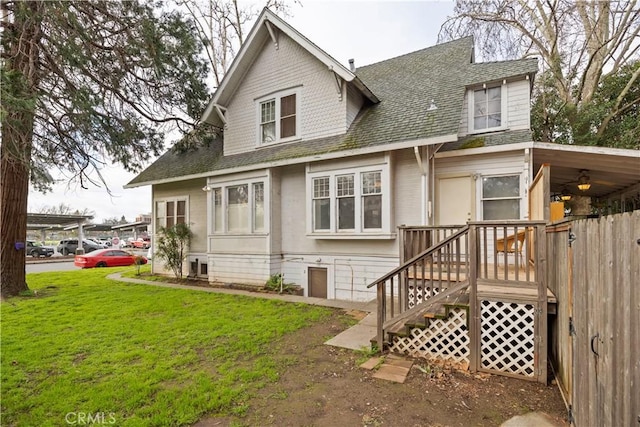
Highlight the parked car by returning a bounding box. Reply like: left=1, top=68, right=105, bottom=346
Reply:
left=26, top=240, right=54, bottom=258
left=87, top=238, right=109, bottom=249
left=74, top=249, right=148, bottom=268
left=97, top=237, right=112, bottom=247
left=131, top=238, right=151, bottom=249
left=57, top=239, right=102, bottom=255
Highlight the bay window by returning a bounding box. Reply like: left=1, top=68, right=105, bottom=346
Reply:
left=210, top=179, right=267, bottom=234
left=312, top=177, right=330, bottom=231
left=227, top=185, right=249, bottom=232
left=308, top=165, right=390, bottom=236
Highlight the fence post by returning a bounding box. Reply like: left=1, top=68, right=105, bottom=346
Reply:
left=536, top=223, right=548, bottom=383
left=468, top=224, right=479, bottom=373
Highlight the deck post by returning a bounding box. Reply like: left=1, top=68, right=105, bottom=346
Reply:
left=376, top=282, right=385, bottom=352
left=468, top=224, right=479, bottom=373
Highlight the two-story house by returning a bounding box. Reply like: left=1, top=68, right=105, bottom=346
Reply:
left=126, top=8, right=639, bottom=302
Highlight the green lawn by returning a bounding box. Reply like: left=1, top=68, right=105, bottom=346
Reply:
left=1, top=268, right=332, bottom=426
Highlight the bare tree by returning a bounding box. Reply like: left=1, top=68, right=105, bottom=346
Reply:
left=440, top=0, right=640, bottom=145
left=176, top=0, right=294, bottom=88
left=35, top=203, right=93, bottom=216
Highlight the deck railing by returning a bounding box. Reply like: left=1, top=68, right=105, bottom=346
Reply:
left=398, top=225, right=465, bottom=263
left=368, top=225, right=470, bottom=347
left=370, top=221, right=548, bottom=352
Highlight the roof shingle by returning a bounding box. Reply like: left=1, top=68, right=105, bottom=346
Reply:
left=128, top=37, right=537, bottom=187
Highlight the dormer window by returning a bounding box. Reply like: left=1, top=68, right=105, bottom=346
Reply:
left=257, top=89, right=299, bottom=145
left=474, top=86, right=501, bottom=130
left=470, top=84, right=506, bottom=133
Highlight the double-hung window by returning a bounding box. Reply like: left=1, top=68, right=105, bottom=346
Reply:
left=156, top=198, right=187, bottom=229
left=472, top=85, right=503, bottom=132
left=336, top=175, right=355, bottom=230
left=257, top=90, right=298, bottom=145
left=312, top=177, right=330, bottom=231
left=481, top=175, right=521, bottom=220
left=361, top=171, right=382, bottom=228
left=211, top=180, right=266, bottom=234
left=308, top=165, right=389, bottom=237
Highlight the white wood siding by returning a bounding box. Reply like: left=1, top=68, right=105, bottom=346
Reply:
left=346, top=83, right=364, bottom=128
left=153, top=179, right=208, bottom=252
left=223, top=35, right=347, bottom=155
left=393, top=149, right=423, bottom=227
left=151, top=179, right=208, bottom=276
left=458, top=79, right=531, bottom=136
left=435, top=150, right=527, bottom=221
left=207, top=253, right=278, bottom=285
left=280, top=254, right=398, bottom=301
left=506, top=79, right=531, bottom=130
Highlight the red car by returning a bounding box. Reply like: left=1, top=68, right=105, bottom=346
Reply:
left=74, top=249, right=148, bottom=268
left=131, top=238, right=151, bottom=249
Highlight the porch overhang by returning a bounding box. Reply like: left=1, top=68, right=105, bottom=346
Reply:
left=531, top=142, right=640, bottom=199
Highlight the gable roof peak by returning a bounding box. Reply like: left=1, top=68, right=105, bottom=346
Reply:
left=200, top=7, right=378, bottom=127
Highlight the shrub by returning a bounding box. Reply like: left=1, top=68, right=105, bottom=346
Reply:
left=154, top=223, right=192, bottom=279
left=264, top=273, right=298, bottom=294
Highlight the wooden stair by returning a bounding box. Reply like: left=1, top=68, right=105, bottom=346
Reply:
left=370, top=281, right=470, bottom=348
left=386, top=287, right=469, bottom=339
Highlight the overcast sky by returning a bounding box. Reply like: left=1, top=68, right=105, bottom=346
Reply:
left=27, top=0, right=455, bottom=223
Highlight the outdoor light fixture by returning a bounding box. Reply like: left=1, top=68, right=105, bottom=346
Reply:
left=560, top=188, right=572, bottom=201
left=577, top=170, right=591, bottom=191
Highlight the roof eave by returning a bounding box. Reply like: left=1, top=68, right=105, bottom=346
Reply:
left=125, top=133, right=458, bottom=188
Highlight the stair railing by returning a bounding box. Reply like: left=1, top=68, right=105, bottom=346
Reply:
left=368, top=225, right=470, bottom=348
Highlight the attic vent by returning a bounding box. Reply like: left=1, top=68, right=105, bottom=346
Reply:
left=348, top=58, right=355, bottom=72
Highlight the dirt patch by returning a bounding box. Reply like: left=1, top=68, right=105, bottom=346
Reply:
left=195, top=309, right=568, bottom=427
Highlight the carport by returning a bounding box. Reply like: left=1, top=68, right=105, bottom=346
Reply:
left=531, top=142, right=640, bottom=215
left=27, top=213, right=94, bottom=248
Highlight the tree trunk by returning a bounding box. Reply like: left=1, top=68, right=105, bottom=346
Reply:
left=1, top=127, right=32, bottom=299
left=0, top=1, right=43, bottom=299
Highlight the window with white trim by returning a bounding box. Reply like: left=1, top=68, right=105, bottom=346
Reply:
left=210, top=180, right=267, bottom=234
left=156, top=198, right=187, bottom=229
left=312, top=177, right=330, bottom=231
left=257, top=90, right=298, bottom=145
left=472, top=86, right=502, bottom=131
left=481, top=175, right=520, bottom=220
left=308, top=165, right=389, bottom=236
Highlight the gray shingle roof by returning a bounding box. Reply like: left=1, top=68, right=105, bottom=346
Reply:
left=128, top=37, right=538, bottom=187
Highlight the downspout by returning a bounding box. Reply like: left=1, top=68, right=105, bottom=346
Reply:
left=429, top=144, right=445, bottom=226
left=414, top=147, right=427, bottom=225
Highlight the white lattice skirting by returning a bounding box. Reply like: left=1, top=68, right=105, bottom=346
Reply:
left=480, top=300, right=535, bottom=377
left=389, top=307, right=469, bottom=364
left=407, top=282, right=441, bottom=309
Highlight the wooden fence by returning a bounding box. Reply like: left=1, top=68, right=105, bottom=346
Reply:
left=547, top=211, right=640, bottom=426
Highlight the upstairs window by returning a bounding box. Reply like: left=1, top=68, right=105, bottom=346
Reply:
left=260, top=100, right=276, bottom=143
left=473, top=86, right=502, bottom=131
left=257, top=90, right=299, bottom=145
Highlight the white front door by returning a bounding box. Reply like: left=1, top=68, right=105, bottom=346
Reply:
left=436, top=175, right=474, bottom=226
